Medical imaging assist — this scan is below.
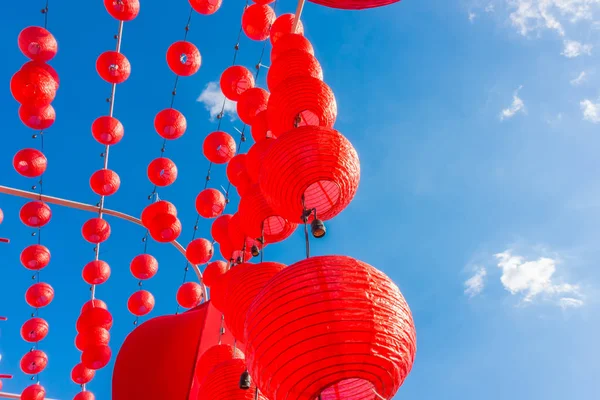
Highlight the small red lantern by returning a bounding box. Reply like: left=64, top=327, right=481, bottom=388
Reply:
left=71, top=363, right=96, bottom=385
left=92, top=116, right=124, bottom=145
left=104, top=0, right=140, bottom=20
left=20, top=201, right=51, bottom=227
left=308, top=0, right=400, bottom=10
left=227, top=213, right=256, bottom=250
left=189, top=0, right=222, bottom=15
left=166, top=41, right=201, bottom=76
left=130, top=254, right=158, bottom=280
left=271, top=33, right=314, bottom=63
left=20, top=350, right=48, bottom=375
left=198, top=359, right=267, bottom=399
left=203, top=131, right=236, bottom=164
left=18, top=26, right=58, bottom=62
left=76, top=327, right=110, bottom=351
left=21, top=317, right=49, bottom=343
left=21, top=384, right=46, bottom=400
left=237, top=87, right=269, bottom=125
left=148, top=214, right=182, bottom=243
left=141, top=200, right=177, bottom=229
left=195, top=188, right=225, bottom=219
left=176, top=282, right=203, bottom=308
left=81, top=299, right=108, bottom=313
left=13, top=148, right=47, bottom=178
left=90, top=169, right=121, bottom=196
left=219, top=241, right=252, bottom=264
left=127, top=290, right=155, bottom=316
left=96, top=51, right=131, bottom=84
left=82, top=218, right=111, bottom=244
left=267, top=50, right=323, bottom=91
left=242, top=4, right=276, bottom=41
left=245, top=139, right=274, bottom=184
left=82, top=345, right=112, bottom=370
left=82, top=260, right=111, bottom=285
left=10, top=66, right=56, bottom=108
left=154, top=108, right=187, bottom=140
left=270, top=14, right=304, bottom=44
left=19, top=104, right=56, bottom=130
left=250, top=110, right=275, bottom=142
left=220, top=66, right=255, bottom=101
left=195, top=344, right=244, bottom=386
left=77, top=308, right=113, bottom=332
left=147, top=157, right=178, bottom=186
left=25, top=282, right=54, bottom=308
left=202, top=260, right=227, bottom=287
left=211, top=214, right=232, bottom=243
left=208, top=270, right=231, bottom=312
left=21, top=61, right=59, bottom=90
left=186, top=238, right=214, bottom=265
left=74, top=391, right=95, bottom=400
left=226, top=154, right=252, bottom=190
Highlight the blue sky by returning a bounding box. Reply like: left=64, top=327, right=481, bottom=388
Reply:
left=1, top=0, right=600, bottom=399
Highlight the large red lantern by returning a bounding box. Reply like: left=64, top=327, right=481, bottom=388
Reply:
left=166, top=41, right=201, bottom=76
left=77, top=307, right=113, bottom=332
left=18, top=26, right=58, bottom=62
left=307, top=0, right=400, bottom=10
left=20, top=350, right=48, bottom=374
left=90, top=169, right=121, bottom=196
left=195, top=188, right=226, bottom=219
left=148, top=213, right=182, bottom=243
left=202, top=260, right=227, bottom=287
left=176, top=282, right=203, bottom=308
left=130, top=254, right=159, bottom=280
left=76, top=327, right=110, bottom=352
left=220, top=66, right=255, bottom=101
left=251, top=110, right=275, bottom=142
left=189, top=0, right=223, bottom=15
left=141, top=200, right=177, bottom=229
left=211, top=214, right=232, bottom=243
left=25, top=282, right=54, bottom=308
left=10, top=66, right=56, bottom=107
left=198, top=359, right=267, bottom=399
left=226, top=154, right=252, bottom=191
left=96, top=51, right=131, bottom=84
left=245, top=139, right=274, bottom=184
left=21, top=317, right=49, bottom=342
left=13, top=148, right=47, bottom=178
left=20, top=201, right=51, bottom=227
left=237, top=87, right=269, bottom=125
left=147, top=157, right=178, bottom=186
left=127, top=290, right=155, bottom=316
left=154, top=108, right=187, bottom=140
left=92, top=116, right=124, bottom=145
left=104, top=0, right=140, bottom=20
left=19, top=104, right=56, bottom=130
left=74, top=391, right=95, bottom=400
left=82, top=260, right=111, bottom=285
left=203, top=131, right=236, bottom=164
left=82, top=218, right=111, bottom=244
left=271, top=33, right=314, bottom=62
left=71, top=363, right=95, bottom=385
left=267, top=50, right=323, bottom=91
left=186, top=238, right=213, bottom=265
left=195, top=344, right=244, bottom=385
left=82, top=345, right=112, bottom=370
left=270, top=14, right=304, bottom=45
left=21, top=384, right=46, bottom=400
left=245, top=255, right=417, bottom=400
left=242, top=4, right=276, bottom=41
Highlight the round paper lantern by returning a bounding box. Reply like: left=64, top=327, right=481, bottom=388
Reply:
left=148, top=214, right=181, bottom=243
left=189, top=0, right=222, bottom=15
left=203, top=131, right=236, bottom=164
left=92, top=116, right=124, bottom=145
left=20, top=201, right=51, bottom=227
left=141, top=200, right=177, bottom=229
left=13, top=148, right=47, bottom=178
left=242, top=4, right=276, bottom=41
left=96, top=51, right=131, bottom=84
left=82, top=260, right=111, bottom=285
left=25, top=282, right=54, bottom=308
left=21, top=384, right=46, bottom=400
left=211, top=214, right=232, bottom=243
left=267, top=76, right=337, bottom=136
left=20, top=350, right=48, bottom=374
left=19, top=104, right=56, bottom=130
left=10, top=67, right=56, bottom=107
left=154, top=108, right=187, bottom=140
left=307, top=0, right=400, bottom=10
left=20, top=245, right=51, bottom=270
left=21, top=317, right=49, bottom=342
left=271, top=33, right=314, bottom=63
left=77, top=307, right=113, bottom=332
left=237, top=87, right=269, bottom=125
left=224, top=261, right=285, bottom=342
left=267, top=50, right=323, bottom=91
left=226, top=154, right=251, bottom=189
left=245, top=139, right=274, bottom=184
left=244, top=255, right=417, bottom=400
left=82, top=218, right=111, bottom=244
left=147, top=157, right=178, bottom=186
left=71, top=363, right=95, bottom=385
left=186, top=238, right=213, bottom=265
left=270, top=14, right=304, bottom=45
left=21, top=61, right=59, bottom=90
left=90, top=169, right=121, bottom=196
left=127, top=290, right=155, bottom=316
left=18, top=26, right=58, bottom=62
left=202, top=260, right=227, bottom=287
left=82, top=345, right=112, bottom=370
left=81, top=299, right=108, bottom=313
left=208, top=270, right=232, bottom=312
left=74, top=391, right=95, bottom=400
left=220, top=66, right=255, bottom=101
left=104, top=0, right=140, bottom=20
left=130, top=254, right=158, bottom=280
left=228, top=212, right=259, bottom=250
left=76, top=327, right=110, bottom=351
left=250, top=110, right=275, bottom=142
left=219, top=241, right=253, bottom=264
left=176, top=282, right=203, bottom=308
left=195, top=344, right=244, bottom=386
left=198, top=359, right=267, bottom=399
left=166, top=41, right=201, bottom=76
left=195, top=188, right=225, bottom=218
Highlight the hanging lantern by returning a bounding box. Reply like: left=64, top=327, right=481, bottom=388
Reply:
left=92, top=116, right=124, bottom=145
left=270, top=14, right=304, bottom=45
left=96, top=51, right=131, bottom=84
left=195, top=188, right=226, bottom=219
left=154, top=108, right=187, bottom=140
left=104, top=0, right=140, bottom=20
left=195, top=344, right=245, bottom=386
left=198, top=359, right=267, bottom=399
left=127, top=290, right=155, bottom=316
left=147, top=157, right=178, bottom=186
left=208, top=270, right=232, bottom=312
left=189, top=0, right=223, bottom=15
left=74, top=391, right=95, bottom=400
left=176, top=282, right=203, bottom=308
left=19, top=201, right=51, bottom=227
left=202, top=260, right=227, bottom=287
left=141, top=200, right=177, bottom=229
left=219, top=240, right=253, bottom=264
left=82, top=260, right=111, bottom=285
left=307, top=0, right=400, bottom=10
left=220, top=66, right=255, bottom=101
left=21, top=317, right=49, bottom=343
left=270, top=33, right=314, bottom=63
left=226, top=154, right=252, bottom=191
left=90, top=169, right=121, bottom=196
left=77, top=307, right=113, bottom=332
left=21, top=384, right=46, bottom=400
left=18, top=26, right=58, bottom=62
left=10, top=66, right=56, bottom=107
left=186, top=238, right=214, bottom=265
left=203, top=131, right=236, bottom=164
left=267, top=76, right=337, bottom=136
left=130, top=254, right=158, bottom=280
left=267, top=50, right=323, bottom=91
left=21, top=61, right=59, bottom=90
left=211, top=214, right=232, bottom=243
left=242, top=4, right=276, bottom=41
left=81, top=299, right=107, bottom=313
left=82, top=218, right=111, bottom=244
left=244, top=255, right=417, bottom=400
left=71, top=363, right=96, bottom=385
left=13, top=148, right=47, bottom=178
left=19, top=104, right=56, bottom=130
left=25, top=282, right=54, bottom=308
left=237, top=87, right=269, bottom=125
left=76, top=327, right=110, bottom=352
left=250, top=110, right=275, bottom=142
left=20, top=350, right=48, bottom=375
left=148, top=213, right=182, bottom=243
left=228, top=213, right=258, bottom=250
left=166, top=41, right=201, bottom=76
left=245, top=139, right=274, bottom=184
left=82, top=345, right=112, bottom=370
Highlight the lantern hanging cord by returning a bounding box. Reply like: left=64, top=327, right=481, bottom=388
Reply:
left=42, top=0, right=49, bottom=29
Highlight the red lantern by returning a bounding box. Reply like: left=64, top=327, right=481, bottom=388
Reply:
left=141, top=200, right=177, bottom=229
left=267, top=50, right=323, bottom=91
left=237, top=87, right=269, bottom=125
left=10, top=66, right=56, bottom=107
left=25, top=282, right=54, bottom=308
left=166, top=41, right=201, bottom=76
left=82, top=260, right=111, bottom=285
left=149, top=214, right=182, bottom=243
left=176, top=282, right=203, bottom=308
left=202, top=260, right=227, bottom=287
left=21, top=61, right=59, bottom=90
left=92, top=116, right=124, bottom=145
left=242, top=4, right=276, bottom=41
left=77, top=307, right=113, bottom=332
left=18, top=26, right=58, bottom=62
left=71, top=363, right=95, bottom=385
left=244, top=255, right=417, bottom=400
left=195, top=188, right=225, bottom=219
left=271, top=33, right=314, bottom=63
left=90, top=169, right=121, bottom=196
left=250, top=110, right=275, bottom=142
left=130, top=254, right=158, bottom=280
left=74, top=391, right=95, bottom=400
left=307, top=0, right=400, bottom=10
left=20, top=201, right=51, bottom=227
left=82, top=345, right=112, bottom=370
left=203, top=131, right=236, bottom=164
left=13, top=148, right=47, bottom=178
left=127, top=290, right=155, bottom=316
left=76, top=327, right=110, bottom=351
left=211, top=214, right=232, bottom=243
left=208, top=270, right=231, bottom=312
left=20, top=350, right=48, bottom=375
left=219, top=240, right=252, bottom=264
left=228, top=213, right=256, bottom=250
left=226, top=154, right=251, bottom=190
left=21, top=384, right=46, bottom=400
left=220, top=66, right=255, bottom=101
left=21, top=317, right=49, bottom=343
left=154, top=108, right=187, bottom=140
left=189, top=0, right=223, bottom=15
left=186, top=238, right=214, bottom=265
left=147, top=157, right=178, bottom=186
left=270, top=14, right=304, bottom=45
left=198, top=359, right=267, bottom=399
left=96, top=51, right=131, bottom=84
left=104, top=0, right=140, bottom=20
left=195, top=344, right=244, bottom=386
left=245, top=139, right=274, bottom=184
left=81, top=299, right=108, bottom=313
left=19, top=104, right=56, bottom=130
left=82, top=218, right=111, bottom=244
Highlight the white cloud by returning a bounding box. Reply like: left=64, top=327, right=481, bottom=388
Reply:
left=570, top=71, right=588, bottom=85
left=559, top=297, right=584, bottom=309
left=580, top=99, right=600, bottom=122
left=485, top=3, right=496, bottom=13
left=469, top=11, right=478, bottom=22
left=196, top=81, right=237, bottom=121
left=500, top=86, right=526, bottom=120
left=465, top=267, right=487, bottom=297
left=561, top=39, right=593, bottom=57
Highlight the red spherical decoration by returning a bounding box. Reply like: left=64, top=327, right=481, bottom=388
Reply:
left=270, top=14, right=304, bottom=45
left=219, top=241, right=253, bottom=264
left=82, top=260, right=111, bottom=285
left=20, top=350, right=48, bottom=375
left=21, top=61, right=59, bottom=90
left=90, top=169, right=121, bottom=196
left=189, top=0, right=222, bottom=14
left=19, top=201, right=51, bottom=227
left=10, top=66, right=56, bottom=107
left=308, top=0, right=399, bottom=10
left=198, top=359, right=267, bottom=399
left=127, top=290, right=155, bottom=316
left=25, top=282, right=54, bottom=308
left=195, top=188, right=225, bottom=219
left=82, top=218, right=111, bottom=244
left=141, top=200, right=177, bottom=229
left=267, top=50, right=323, bottom=91
left=130, top=254, right=158, bottom=280
left=176, top=282, right=203, bottom=308
left=76, top=327, right=110, bottom=351
left=195, top=344, right=245, bottom=386
left=186, top=238, right=213, bottom=265
left=245, top=255, right=417, bottom=400
left=250, top=110, right=276, bottom=142
left=154, top=108, right=187, bottom=140
left=245, top=139, right=274, bottom=184
left=242, top=4, right=276, bottom=41
left=82, top=345, right=112, bottom=370
left=77, top=308, right=113, bottom=332
left=81, top=299, right=107, bottom=314
left=92, top=116, right=124, bottom=145
left=228, top=213, right=257, bottom=250
left=104, top=0, right=140, bottom=20
left=21, top=317, right=49, bottom=343
left=19, top=104, right=56, bottom=130
left=237, top=87, right=269, bottom=125
left=71, top=363, right=96, bottom=385
left=13, top=148, right=47, bottom=178
left=220, top=66, right=255, bottom=101
left=74, top=391, right=95, bottom=400
left=209, top=270, right=232, bottom=312
left=21, top=384, right=46, bottom=400
left=96, top=51, right=131, bottom=84
left=271, top=33, right=314, bottom=63
left=167, top=41, right=201, bottom=76
left=226, top=154, right=251, bottom=189
left=202, top=260, right=228, bottom=287
left=148, top=214, right=182, bottom=243
left=18, top=26, right=58, bottom=62
left=203, top=131, right=236, bottom=164
left=147, top=157, right=178, bottom=187
left=211, top=214, right=232, bottom=243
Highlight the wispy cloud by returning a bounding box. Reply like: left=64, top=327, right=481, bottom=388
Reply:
left=465, top=267, right=487, bottom=297
left=196, top=81, right=237, bottom=121
left=485, top=3, right=495, bottom=13
left=561, top=40, right=593, bottom=58
left=500, top=86, right=526, bottom=120
left=559, top=297, right=584, bottom=309
left=570, top=71, right=588, bottom=86
left=469, top=11, right=478, bottom=22
left=580, top=99, right=600, bottom=123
